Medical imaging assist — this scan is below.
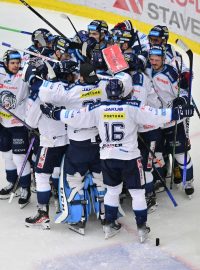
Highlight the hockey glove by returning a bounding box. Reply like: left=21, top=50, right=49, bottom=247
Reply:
left=172, top=96, right=188, bottom=108
left=28, top=57, right=48, bottom=79
left=40, top=103, right=63, bottom=120
left=172, top=105, right=194, bottom=121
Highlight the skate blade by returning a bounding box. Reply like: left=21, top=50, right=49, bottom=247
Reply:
left=139, top=234, right=148, bottom=243
left=19, top=200, right=30, bottom=209
left=104, top=228, right=121, bottom=240
left=0, top=192, right=20, bottom=200
left=147, top=205, right=158, bottom=214
left=68, top=225, right=85, bottom=235
left=25, top=222, right=50, bottom=230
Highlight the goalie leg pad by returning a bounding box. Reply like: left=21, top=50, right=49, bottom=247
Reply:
left=89, top=172, right=106, bottom=219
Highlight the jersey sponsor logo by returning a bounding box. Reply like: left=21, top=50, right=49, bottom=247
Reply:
left=103, top=112, right=126, bottom=120
left=0, top=111, right=12, bottom=119
left=0, top=84, right=17, bottom=90
left=156, top=77, right=169, bottom=85
left=113, top=0, right=143, bottom=15
left=102, top=143, right=122, bottom=149
left=14, top=73, right=22, bottom=78
left=0, top=91, right=17, bottom=110
left=80, top=88, right=102, bottom=98
left=104, top=107, right=123, bottom=111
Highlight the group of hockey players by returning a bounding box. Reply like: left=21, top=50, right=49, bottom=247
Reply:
left=0, top=18, right=195, bottom=243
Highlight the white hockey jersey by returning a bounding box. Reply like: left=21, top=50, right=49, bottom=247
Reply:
left=131, top=71, right=161, bottom=132
left=0, top=65, right=29, bottom=128
left=59, top=100, right=172, bottom=160
left=25, top=85, right=68, bottom=148
left=145, top=64, right=187, bottom=128
left=39, top=72, right=133, bottom=141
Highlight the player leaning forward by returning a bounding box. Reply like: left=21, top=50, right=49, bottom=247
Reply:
left=40, top=74, right=194, bottom=242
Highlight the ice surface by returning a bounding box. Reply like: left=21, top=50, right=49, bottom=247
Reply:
left=0, top=2, right=200, bottom=270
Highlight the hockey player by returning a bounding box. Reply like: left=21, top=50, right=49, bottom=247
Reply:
left=146, top=45, right=194, bottom=197
left=0, top=50, right=32, bottom=207
left=22, top=59, right=76, bottom=229
left=40, top=78, right=194, bottom=242
left=87, top=20, right=110, bottom=72
left=28, top=62, right=131, bottom=234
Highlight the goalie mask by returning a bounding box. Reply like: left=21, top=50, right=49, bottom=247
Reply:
left=32, top=28, right=54, bottom=47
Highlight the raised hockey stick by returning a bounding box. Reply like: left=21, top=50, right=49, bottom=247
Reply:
left=8, top=136, right=35, bottom=203
left=61, top=14, right=83, bottom=44
left=0, top=25, right=32, bottom=35
left=170, top=57, right=183, bottom=189
left=138, top=134, right=178, bottom=207
left=1, top=41, right=59, bottom=63
left=176, top=39, right=193, bottom=186
left=19, top=0, right=66, bottom=38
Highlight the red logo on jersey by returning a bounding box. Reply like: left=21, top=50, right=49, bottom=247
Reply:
left=113, top=0, right=143, bottom=15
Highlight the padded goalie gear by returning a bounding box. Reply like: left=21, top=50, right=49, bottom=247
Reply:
left=88, top=173, right=106, bottom=219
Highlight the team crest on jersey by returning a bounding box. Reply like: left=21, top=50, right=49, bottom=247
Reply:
left=103, top=112, right=126, bottom=120
left=0, top=90, right=17, bottom=110
left=80, top=88, right=102, bottom=98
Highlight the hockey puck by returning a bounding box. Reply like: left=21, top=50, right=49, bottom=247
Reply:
left=156, top=238, right=160, bottom=246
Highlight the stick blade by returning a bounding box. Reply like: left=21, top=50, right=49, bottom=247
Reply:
left=176, top=39, right=189, bottom=53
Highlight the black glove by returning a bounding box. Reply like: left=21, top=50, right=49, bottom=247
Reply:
left=53, top=60, right=78, bottom=77
left=91, top=50, right=107, bottom=70
left=124, top=53, right=145, bottom=71
left=22, top=63, right=37, bottom=85
left=172, top=105, right=194, bottom=120
left=172, top=96, right=188, bottom=108
left=40, top=103, right=63, bottom=120
left=28, top=57, right=48, bottom=79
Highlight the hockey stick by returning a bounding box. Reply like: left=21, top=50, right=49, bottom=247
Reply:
left=1, top=41, right=59, bottom=63
left=0, top=25, right=32, bottom=35
left=0, top=104, right=40, bottom=137
left=192, top=97, right=200, bottom=119
left=8, top=136, right=35, bottom=203
left=176, top=39, right=193, bottom=186
left=61, top=14, right=83, bottom=44
left=138, top=134, right=178, bottom=207
left=19, top=0, right=66, bottom=38
left=170, top=57, right=183, bottom=189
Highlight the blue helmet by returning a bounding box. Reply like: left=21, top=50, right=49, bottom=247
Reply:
left=149, top=45, right=166, bottom=58
left=106, top=79, right=124, bottom=99
left=3, top=50, right=21, bottom=65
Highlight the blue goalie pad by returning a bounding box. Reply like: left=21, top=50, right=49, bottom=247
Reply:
left=89, top=175, right=106, bottom=218
left=55, top=156, right=69, bottom=224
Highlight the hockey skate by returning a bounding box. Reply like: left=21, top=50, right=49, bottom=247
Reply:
left=154, top=180, right=165, bottom=193
left=18, top=187, right=31, bottom=208
left=137, top=223, right=150, bottom=243
left=184, top=180, right=194, bottom=199
left=173, top=166, right=182, bottom=187
left=68, top=219, right=86, bottom=235
left=25, top=209, right=50, bottom=230
left=103, top=220, right=122, bottom=240
left=0, top=182, right=19, bottom=200
left=146, top=192, right=158, bottom=214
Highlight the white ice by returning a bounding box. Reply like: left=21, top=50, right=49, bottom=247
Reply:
left=0, top=3, right=200, bottom=270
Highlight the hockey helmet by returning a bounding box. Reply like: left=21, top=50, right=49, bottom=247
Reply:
left=148, top=25, right=169, bottom=44
left=149, top=45, right=166, bottom=58
left=3, top=50, right=21, bottom=65
left=88, top=20, right=108, bottom=34
left=32, top=28, right=54, bottom=46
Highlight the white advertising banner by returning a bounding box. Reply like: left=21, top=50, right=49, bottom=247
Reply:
left=62, top=0, right=200, bottom=43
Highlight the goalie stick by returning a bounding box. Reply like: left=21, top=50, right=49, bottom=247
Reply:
left=176, top=39, right=193, bottom=187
